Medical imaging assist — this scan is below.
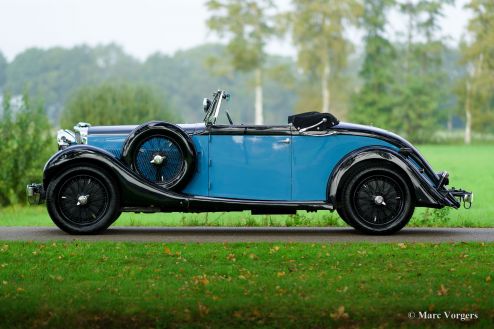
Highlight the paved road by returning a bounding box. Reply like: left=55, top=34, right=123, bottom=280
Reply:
left=0, top=226, right=493, bottom=243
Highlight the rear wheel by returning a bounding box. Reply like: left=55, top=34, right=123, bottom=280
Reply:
left=339, top=163, right=414, bottom=234
left=46, top=166, right=120, bottom=234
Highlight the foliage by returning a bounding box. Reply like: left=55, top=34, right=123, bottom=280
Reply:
left=0, top=92, right=54, bottom=206
left=60, top=82, right=178, bottom=127
left=350, top=0, right=397, bottom=128
left=458, top=0, right=494, bottom=135
left=389, top=0, right=454, bottom=143
left=206, top=0, right=276, bottom=73
left=1, top=1, right=493, bottom=142
left=0, top=51, right=6, bottom=89
left=6, top=44, right=140, bottom=123
left=4, top=44, right=296, bottom=126
left=287, top=0, right=362, bottom=116
left=0, top=241, right=493, bottom=328
left=206, top=0, right=278, bottom=124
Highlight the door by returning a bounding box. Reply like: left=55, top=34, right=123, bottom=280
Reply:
left=208, top=134, right=292, bottom=200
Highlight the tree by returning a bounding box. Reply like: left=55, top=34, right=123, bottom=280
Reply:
left=351, top=0, right=397, bottom=128
left=0, top=51, right=6, bottom=89
left=206, top=0, right=277, bottom=124
left=392, top=0, right=453, bottom=142
left=61, top=82, right=178, bottom=127
left=0, top=92, right=54, bottom=206
left=459, top=0, right=494, bottom=144
left=287, top=0, right=362, bottom=116
left=6, top=44, right=140, bottom=123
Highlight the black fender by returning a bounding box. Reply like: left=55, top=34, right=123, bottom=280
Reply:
left=121, top=121, right=196, bottom=190
left=42, top=145, right=189, bottom=209
left=327, top=146, right=456, bottom=208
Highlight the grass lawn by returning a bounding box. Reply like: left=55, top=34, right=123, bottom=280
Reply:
left=0, top=144, right=492, bottom=228
left=0, top=241, right=493, bottom=328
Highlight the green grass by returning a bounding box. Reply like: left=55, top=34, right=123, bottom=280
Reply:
left=0, top=144, right=492, bottom=228
left=0, top=241, right=493, bottom=328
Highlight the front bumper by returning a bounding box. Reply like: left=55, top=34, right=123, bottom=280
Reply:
left=26, top=184, right=45, bottom=205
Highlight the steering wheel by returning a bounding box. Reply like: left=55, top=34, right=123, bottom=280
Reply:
left=226, top=111, right=234, bottom=125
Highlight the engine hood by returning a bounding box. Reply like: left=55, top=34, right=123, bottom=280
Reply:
left=87, top=123, right=206, bottom=136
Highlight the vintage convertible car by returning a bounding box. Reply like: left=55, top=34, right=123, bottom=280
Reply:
left=27, top=90, right=472, bottom=235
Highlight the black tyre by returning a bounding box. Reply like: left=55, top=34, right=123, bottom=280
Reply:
left=336, top=208, right=356, bottom=228
left=339, top=163, right=414, bottom=235
left=46, top=165, right=120, bottom=234
left=122, top=122, right=195, bottom=190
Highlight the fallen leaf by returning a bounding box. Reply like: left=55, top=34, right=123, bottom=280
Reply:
left=192, top=275, right=209, bottom=286
left=227, top=253, right=236, bottom=261
left=486, top=275, right=491, bottom=283
left=277, top=271, right=286, bottom=278
left=397, top=243, right=407, bottom=249
left=336, top=286, right=348, bottom=293
left=198, top=303, right=209, bottom=317
left=49, top=275, right=64, bottom=282
left=330, top=305, right=349, bottom=320
left=163, top=245, right=172, bottom=255
left=251, top=308, right=262, bottom=318
left=437, top=284, right=449, bottom=296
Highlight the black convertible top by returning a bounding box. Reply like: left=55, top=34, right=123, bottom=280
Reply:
left=288, top=112, right=339, bottom=131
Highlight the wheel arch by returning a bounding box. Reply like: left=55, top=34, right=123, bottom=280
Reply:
left=121, top=121, right=196, bottom=190
left=42, top=145, right=187, bottom=208
left=327, top=146, right=442, bottom=209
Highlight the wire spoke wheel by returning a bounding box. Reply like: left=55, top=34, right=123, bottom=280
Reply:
left=352, top=175, right=405, bottom=227
left=57, top=174, right=109, bottom=226
left=340, top=163, right=414, bottom=234
left=134, top=135, right=185, bottom=186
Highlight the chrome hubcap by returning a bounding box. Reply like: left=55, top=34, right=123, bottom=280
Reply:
left=77, top=195, right=89, bottom=206
left=150, top=154, right=166, bottom=165
left=373, top=195, right=386, bottom=206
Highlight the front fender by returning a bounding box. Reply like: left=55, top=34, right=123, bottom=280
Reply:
left=43, top=145, right=188, bottom=208
left=327, top=147, right=456, bottom=208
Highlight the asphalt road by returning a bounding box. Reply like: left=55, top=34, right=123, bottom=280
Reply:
left=0, top=226, right=493, bottom=243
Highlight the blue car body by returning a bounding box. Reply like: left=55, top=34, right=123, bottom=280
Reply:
left=88, top=127, right=395, bottom=201
left=28, top=90, right=472, bottom=234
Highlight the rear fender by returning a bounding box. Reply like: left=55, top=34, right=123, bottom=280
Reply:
left=327, top=147, right=454, bottom=208
left=43, top=145, right=188, bottom=209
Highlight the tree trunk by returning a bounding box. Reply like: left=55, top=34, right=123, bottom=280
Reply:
left=464, top=80, right=472, bottom=145
left=321, top=61, right=330, bottom=113
left=255, top=68, right=263, bottom=125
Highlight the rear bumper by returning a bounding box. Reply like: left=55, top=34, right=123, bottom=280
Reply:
left=446, top=188, right=473, bottom=209
left=26, top=184, right=45, bottom=205
left=435, top=171, right=473, bottom=209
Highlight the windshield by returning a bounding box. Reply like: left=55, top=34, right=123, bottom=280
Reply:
left=203, top=90, right=228, bottom=126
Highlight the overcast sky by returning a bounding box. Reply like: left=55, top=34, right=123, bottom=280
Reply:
left=0, top=0, right=471, bottom=62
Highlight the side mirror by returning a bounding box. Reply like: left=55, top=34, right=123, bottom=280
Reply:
left=203, top=98, right=211, bottom=113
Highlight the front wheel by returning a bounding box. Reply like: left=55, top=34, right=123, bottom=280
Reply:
left=46, top=165, right=120, bottom=234
left=339, top=163, right=414, bottom=235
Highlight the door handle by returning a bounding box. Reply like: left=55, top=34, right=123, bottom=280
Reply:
left=278, top=138, right=290, bottom=144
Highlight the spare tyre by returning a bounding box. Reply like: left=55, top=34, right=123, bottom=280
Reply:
left=122, top=121, right=196, bottom=190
